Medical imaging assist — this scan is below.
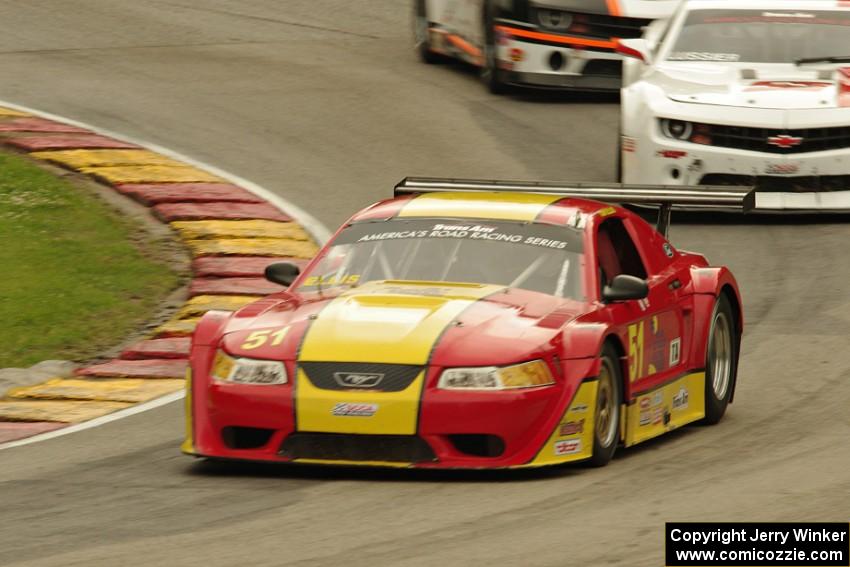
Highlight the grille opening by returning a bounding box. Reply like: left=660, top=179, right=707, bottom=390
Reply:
left=583, top=59, right=622, bottom=77
left=447, top=434, right=505, bottom=458
left=280, top=433, right=437, bottom=463
left=222, top=426, right=275, bottom=450
left=700, top=174, right=850, bottom=193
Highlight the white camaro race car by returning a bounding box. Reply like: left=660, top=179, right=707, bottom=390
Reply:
left=619, top=1, right=850, bottom=211
left=414, top=0, right=678, bottom=93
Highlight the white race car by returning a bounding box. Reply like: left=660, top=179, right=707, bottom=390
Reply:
left=414, top=0, right=678, bottom=94
left=619, top=1, right=850, bottom=211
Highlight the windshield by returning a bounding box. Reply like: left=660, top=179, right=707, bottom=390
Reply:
left=293, top=218, right=585, bottom=299
left=666, top=9, right=850, bottom=64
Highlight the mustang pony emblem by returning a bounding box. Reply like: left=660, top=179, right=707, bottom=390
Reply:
left=333, top=372, right=384, bottom=388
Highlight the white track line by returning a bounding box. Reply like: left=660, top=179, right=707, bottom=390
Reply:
left=0, top=99, right=331, bottom=450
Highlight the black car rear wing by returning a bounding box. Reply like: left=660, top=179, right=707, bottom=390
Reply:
left=394, top=177, right=755, bottom=237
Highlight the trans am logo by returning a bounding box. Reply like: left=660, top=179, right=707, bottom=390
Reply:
left=331, top=402, right=378, bottom=417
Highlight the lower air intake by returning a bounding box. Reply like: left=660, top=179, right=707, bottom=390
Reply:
left=280, top=433, right=437, bottom=463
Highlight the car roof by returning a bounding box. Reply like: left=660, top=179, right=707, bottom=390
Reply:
left=351, top=191, right=619, bottom=226
left=685, top=0, right=850, bottom=11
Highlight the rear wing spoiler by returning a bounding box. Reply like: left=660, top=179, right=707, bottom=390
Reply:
left=394, top=177, right=755, bottom=237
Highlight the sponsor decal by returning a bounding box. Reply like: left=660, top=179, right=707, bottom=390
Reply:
left=652, top=407, right=664, bottom=425
left=639, top=397, right=651, bottom=410
left=554, top=438, right=582, bottom=456
left=559, top=419, right=585, bottom=436
left=672, top=387, right=689, bottom=410
left=597, top=206, right=616, bottom=217
left=638, top=298, right=650, bottom=312
left=333, top=372, right=384, bottom=389
left=639, top=410, right=651, bottom=426
left=571, top=403, right=588, bottom=413
left=746, top=81, right=830, bottom=92
left=669, top=338, right=681, bottom=367
left=331, top=402, right=378, bottom=417
left=652, top=392, right=663, bottom=407
left=765, top=163, right=800, bottom=175
left=767, top=134, right=803, bottom=148
left=663, top=242, right=675, bottom=258
left=622, top=136, right=636, bottom=153
left=668, top=52, right=740, bottom=62
left=656, top=150, right=688, bottom=159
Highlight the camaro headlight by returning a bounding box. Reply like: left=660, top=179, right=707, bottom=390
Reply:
left=211, top=350, right=287, bottom=385
left=660, top=119, right=694, bottom=141
left=438, top=360, right=555, bottom=390
left=536, top=9, right=572, bottom=31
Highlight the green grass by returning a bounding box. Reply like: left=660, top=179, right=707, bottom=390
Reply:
left=0, top=152, right=180, bottom=368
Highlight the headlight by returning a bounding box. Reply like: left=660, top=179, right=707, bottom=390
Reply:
left=660, top=119, right=693, bottom=141
left=438, top=360, right=555, bottom=390
left=211, top=350, right=288, bottom=385
left=536, top=9, right=572, bottom=31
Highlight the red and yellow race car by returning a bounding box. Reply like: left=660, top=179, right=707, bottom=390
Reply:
left=183, top=178, right=752, bottom=468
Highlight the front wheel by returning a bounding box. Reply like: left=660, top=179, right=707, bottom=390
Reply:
left=702, top=294, right=738, bottom=424
left=414, top=0, right=445, bottom=64
left=480, top=11, right=507, bottom=94
left=588, top=343, right=622, bottom=467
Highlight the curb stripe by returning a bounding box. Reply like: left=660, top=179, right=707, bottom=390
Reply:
left=0, top=100, right=330, bottom=446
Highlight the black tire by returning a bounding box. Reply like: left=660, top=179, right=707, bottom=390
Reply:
left=703, top=294, right=738, bottom=424
left=588, top=342, right=623, bottom=467
left=414, top=0, right=445, bottom=64
left=480, top=5, right=508, bottom=94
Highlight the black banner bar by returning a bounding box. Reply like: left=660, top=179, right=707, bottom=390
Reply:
left=666, top=523, right=849, bottom=566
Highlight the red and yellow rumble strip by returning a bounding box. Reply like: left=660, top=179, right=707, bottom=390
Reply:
left=0, top=106, right=319, bottom=443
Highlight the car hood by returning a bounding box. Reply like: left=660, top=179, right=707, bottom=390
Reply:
left=650, top=63, right=850, bottom=109
left=222, top=281, right=586, bottom=367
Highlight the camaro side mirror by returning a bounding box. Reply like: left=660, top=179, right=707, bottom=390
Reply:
left=602, top=274, right=649, bottom=303
left=264, top=261, right=301, bottom=287
left=616, top=38, right=652, bottom=65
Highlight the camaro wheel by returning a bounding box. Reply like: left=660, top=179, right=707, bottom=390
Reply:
left=703, top=294, right=738, bottom=424
left=481, top=7, right=507, bottom=94
left=414, top=0, right=444, bottom=64
left=589, top=343, right=622, bottom=467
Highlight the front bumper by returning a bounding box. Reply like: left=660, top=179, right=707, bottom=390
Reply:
left=185, top=358, right=599, bottom=469
left=622, top=132, right=850, bottom=211
left=495, top=32, right=622, bottom=91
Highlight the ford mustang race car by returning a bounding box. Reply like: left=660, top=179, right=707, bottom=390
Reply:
left=414, top=0, right=677, bottom=93
left=183, top=178, right=751, bottom=469
left=618, top=1, right=850, bottom=211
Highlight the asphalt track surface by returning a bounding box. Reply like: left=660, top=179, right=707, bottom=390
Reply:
left=1, top=2, right=848, bottom=566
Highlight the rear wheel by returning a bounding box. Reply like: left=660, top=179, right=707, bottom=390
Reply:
left=703, top=294, right=738, bottom=424
left=588, top=343, right=622, bottom=467
left=480, top=7, right=507, bottom=94
left=414, top=0, right=445, bottom=64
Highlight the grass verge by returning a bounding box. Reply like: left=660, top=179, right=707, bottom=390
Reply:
left=0, top=152, right=180, bottom=367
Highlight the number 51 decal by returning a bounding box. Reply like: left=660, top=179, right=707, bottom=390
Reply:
left=627, top=321, right=645, bottom=382
left=241, top=327, right=289, bottom=350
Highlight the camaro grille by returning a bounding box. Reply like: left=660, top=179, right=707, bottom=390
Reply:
left=574, top=13, right=651, bottom=40
left=700, top=174, right=850, bottom=193
left=298, top=362, right=422, bottom=392
left=280, top=433, right=437, bottom=463
left=700, top=124, right=850, bottom=154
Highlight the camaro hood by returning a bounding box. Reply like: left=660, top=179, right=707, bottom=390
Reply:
left=651, top=63, right=850, bottom=109
left=222, top=281, right=585, bottom=366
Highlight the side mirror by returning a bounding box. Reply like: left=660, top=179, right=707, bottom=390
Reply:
left=264, top=261, right=301, bottom=287
left=602, top=274, right=649, bottom=303
left=616, top=38, right=652, bottom=65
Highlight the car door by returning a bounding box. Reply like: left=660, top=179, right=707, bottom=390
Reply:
left=594, top=216, right=686, bottom=410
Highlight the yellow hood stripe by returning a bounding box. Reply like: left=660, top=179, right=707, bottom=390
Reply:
left=398, top=192, right=563, bottom=222
left=295, top=281, right=503, bottom=435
